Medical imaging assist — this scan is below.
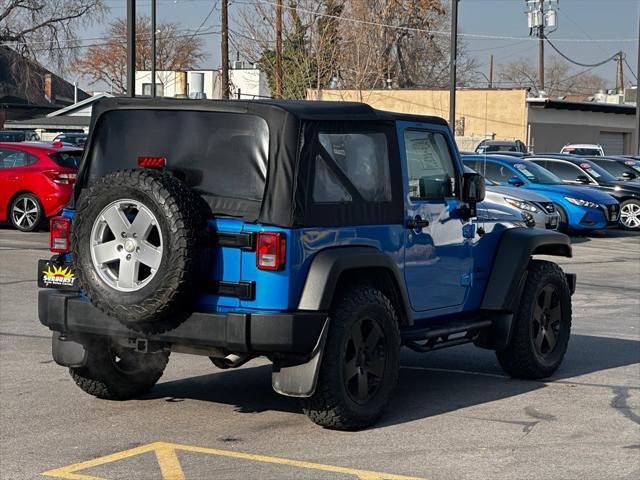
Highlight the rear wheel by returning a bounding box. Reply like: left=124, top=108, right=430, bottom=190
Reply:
left=496, top=260, right=571, bottom=379
left=299, top=286, right=400, bottom=430
left=69, top=337, right=169, bottom=400
left=619, top=199, right=640, bottom=230
left=9, top=193, right=43, bottom=232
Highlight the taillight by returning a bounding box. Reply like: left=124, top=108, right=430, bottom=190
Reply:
left=43, top=170, right=77, bottom=184
left=50, top=216, right=71, bottom=253
left=256, top=232, right=286, bottom=271
left=138, top=156, right=166, bottom=168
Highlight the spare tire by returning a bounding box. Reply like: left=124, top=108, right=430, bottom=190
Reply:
left=72, top=169, right=208, bottom=333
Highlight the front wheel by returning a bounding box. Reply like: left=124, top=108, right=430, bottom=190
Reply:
left=69, top=337, right=169, bottom=400
left=619, top=199, right=640, bottom=230
left=496, top=260, right=572, bottom=379
left=299, top=286, right=400, bottom=430
left=10, top=193, right=43, bottom=232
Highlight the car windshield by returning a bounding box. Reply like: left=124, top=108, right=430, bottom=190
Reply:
left=515, top=161, right=563, bottom=184
left=49, top=151, right=82, bottom=168
left=480, top=144, right=518, bottom=153
left=575, top=161, right=617, bottom=182
left=563, top=147, right=601, bottom=156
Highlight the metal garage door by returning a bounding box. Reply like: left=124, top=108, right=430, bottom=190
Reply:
left=599, top=132, right=624, bottom=155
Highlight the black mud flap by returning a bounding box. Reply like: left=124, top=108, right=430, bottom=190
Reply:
left=271, top=319, right=329, bottom=398
left=52, top=332, right=87, bottom=368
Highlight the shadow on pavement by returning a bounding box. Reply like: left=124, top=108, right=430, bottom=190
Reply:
left=569, top=228, right=640, bottom=244
left=144, top=333, right=640, bottom=428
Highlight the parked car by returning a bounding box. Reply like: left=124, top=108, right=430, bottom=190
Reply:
left=466, top=166, right=559, bottom=229
left=38, top=98, right=576, bottom=430
left=587, top=156, right=640, bottom=180
left=0, top=142, right=81, bottom=231
left=52, top=133, right=88, bottom=147
left=0, top=129, right=39, bottom=142
left=475, top=139, right=528, bottom=154
left=527, top=155, right=640, bottom=231
left=463, top=154, right=620, bottom=232
left=560, top=144, right=604, bottom=156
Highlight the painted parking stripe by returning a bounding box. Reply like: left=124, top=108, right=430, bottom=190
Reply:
left=42, top=441, right=426, bottom=480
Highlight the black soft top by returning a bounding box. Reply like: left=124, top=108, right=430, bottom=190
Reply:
left=77, top=97, right=446, bottom=227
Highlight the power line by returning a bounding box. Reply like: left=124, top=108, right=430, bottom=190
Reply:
left=544, top=35, right=619, bottom=68
left=233, top=0, right=636, bottom=43
left=623, top=57, right=638, bottom=81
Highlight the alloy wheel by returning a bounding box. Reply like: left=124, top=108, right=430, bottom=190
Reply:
left=620, top=202, right=640, bottom=229
left=11, top=196, right=39, bottom=230
left=531, top=285, right=562, bottom=356
left=343, top=317, right=388, bottom=404
left=90, top=199, right=163, bottom=292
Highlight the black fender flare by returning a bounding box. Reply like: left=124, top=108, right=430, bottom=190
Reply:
left=297, top=246, right=413, bottom=325
left=481, top=227, right=572, bottom=312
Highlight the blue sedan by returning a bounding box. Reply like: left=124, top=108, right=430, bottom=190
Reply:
left=463, top=154, right=620, bottom=232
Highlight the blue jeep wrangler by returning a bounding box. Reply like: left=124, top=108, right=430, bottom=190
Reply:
left=38, top=98, right=576, bottom=430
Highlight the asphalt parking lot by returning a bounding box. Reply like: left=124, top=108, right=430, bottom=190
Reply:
left=1, top=227, right=639, bottom=480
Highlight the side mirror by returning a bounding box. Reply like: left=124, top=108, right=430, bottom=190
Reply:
left=507, top=176, right=524, bottom=187
left=622, top=171, right=636, bottom=180
left=576, top=174, right=590, bottom=184
left=462, top=172, right=486, bottom=205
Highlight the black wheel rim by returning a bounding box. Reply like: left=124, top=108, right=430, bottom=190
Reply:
left=532, top=284, right=562, bottom=357
left=343, top=317, right=387, bottom=404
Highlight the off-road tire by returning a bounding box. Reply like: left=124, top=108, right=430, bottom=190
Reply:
left=9, top=193, right=43, bottom=232
left=72, top=169, right=208, bottom=334
left=300, top=286, right=400, bottom=430
left=69, top=337, right=169, bottom=400
left=496, top=260, right=572, bottom=379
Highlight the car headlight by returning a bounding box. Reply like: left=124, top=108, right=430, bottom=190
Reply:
left=564, top=197, right=599, bottom=209
left=504, top=197, right=538, bottom=212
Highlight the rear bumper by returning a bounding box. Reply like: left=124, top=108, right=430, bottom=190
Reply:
left=38, top=289, right=327, bottom=355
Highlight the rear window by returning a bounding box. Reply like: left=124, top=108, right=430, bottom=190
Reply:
left=562, top=147, right=601, bottom=156
left=86, top=110, right=269, bottom=212
left=50, top=151, right=82, bottom=168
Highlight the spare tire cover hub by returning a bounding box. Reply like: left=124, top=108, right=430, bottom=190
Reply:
left=90, top=198, right=163, bottom=292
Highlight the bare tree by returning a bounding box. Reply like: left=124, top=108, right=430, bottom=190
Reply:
left=73, top=17, right=205, bottom=94
left=497, top=56, right=608, bottom=97
left=0, top=0, right=105, bottom=67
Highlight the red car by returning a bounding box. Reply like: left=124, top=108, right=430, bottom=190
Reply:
left=0, top=142, right=82, bottom=231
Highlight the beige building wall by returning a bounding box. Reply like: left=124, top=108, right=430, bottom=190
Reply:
left=309, top=88, right=529, bottom=150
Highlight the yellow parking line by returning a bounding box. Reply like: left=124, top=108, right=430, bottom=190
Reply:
left=42, top=441, right=427, bottom=480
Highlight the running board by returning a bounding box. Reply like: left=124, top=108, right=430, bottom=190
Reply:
left=401, top=319, right=492, bottom=353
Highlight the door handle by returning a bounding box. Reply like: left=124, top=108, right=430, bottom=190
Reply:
left=407, top=216, right=429, bottom=230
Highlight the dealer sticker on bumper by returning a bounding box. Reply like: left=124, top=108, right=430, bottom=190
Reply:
left=38, top=259, right=78, bottom=290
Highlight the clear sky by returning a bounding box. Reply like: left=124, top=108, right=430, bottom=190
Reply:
left=77, top=0, right=639, bottom=92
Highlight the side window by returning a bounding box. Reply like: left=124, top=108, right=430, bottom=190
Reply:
left=474, top=161, right=514, bottom=184
left=312, top=155, right=352, bottom=203
left=545, top=161, right=584, bottom=182
left=0, top=148, right=28, bottom=169
left=404, top=130, right=457, bottom=200
left=317, top=132, right=392, bottom=202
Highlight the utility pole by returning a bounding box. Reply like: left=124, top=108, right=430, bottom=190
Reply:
left=221, top=0, right=230, bottom=99
left=275, top=0, right=283, bottom=99
left=151, top=0, right=157, bottom=98
left=126, top=0, right=136, bottom=97
left=616, top=51, right=625, bottom=94
left=527, top=0, right=558, bottom=96
left=538, top=0, right=544, bottom=92
left=449, top=0, right=459, bottom=134
left=488, top=54, right=494, bottom=89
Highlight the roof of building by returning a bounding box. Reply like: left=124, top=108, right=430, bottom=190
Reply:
left=527, top=98, right=636, bottom=115
left=47, top=92, right=114, bottom=117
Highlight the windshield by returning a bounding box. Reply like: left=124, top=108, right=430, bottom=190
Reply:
left=562, top=147, right=601, bottom=156
left=49, top=151, right=82, bottom=169
left=513, top=161, right=563, bottom=185
left=576, top=161, right=617, bottom=182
